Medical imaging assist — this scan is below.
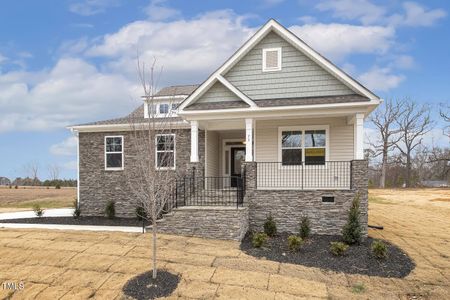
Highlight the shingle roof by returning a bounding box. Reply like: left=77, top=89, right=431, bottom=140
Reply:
left=154, top=84, right=199, bottom=97
left=72, top=105, right=183, bottom=127
left=254, top=94, right=370, bottom=107
left=71, top=84, right=199, bottom=127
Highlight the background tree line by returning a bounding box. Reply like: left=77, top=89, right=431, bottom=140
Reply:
left=0, top=163, right=76, bottom=187
left=367, top=99, right=449, bottom=188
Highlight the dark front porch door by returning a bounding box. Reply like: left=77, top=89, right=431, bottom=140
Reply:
left=230, top=147, right=246, bottom=187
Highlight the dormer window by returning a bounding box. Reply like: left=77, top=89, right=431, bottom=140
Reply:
left=262, top=47, right=282, bottom=72
left=159, top=103, right=169, bottom=114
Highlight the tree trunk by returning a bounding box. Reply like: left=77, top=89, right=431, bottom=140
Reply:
left=405, top=154, right=411, bottom=188
left=152, top=209, right=157, bottom=279
left=380, top=148, right=387, bottom=188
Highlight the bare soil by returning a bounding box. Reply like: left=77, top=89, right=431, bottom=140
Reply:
left=0, top=188, right=449, bottom=299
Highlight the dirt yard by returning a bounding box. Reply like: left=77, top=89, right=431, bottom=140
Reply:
left=0, top=186, right=76, bottom=212
left=0, top=188, right=449, bottom=299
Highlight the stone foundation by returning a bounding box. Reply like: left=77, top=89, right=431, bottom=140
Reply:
left=243, top=160, right=368, bottom=236
left=154, top=206, right=249, bottom=241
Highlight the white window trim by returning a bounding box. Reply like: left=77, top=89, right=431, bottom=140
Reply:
left=277, top=125, right=329, bottom=168
left=262, top=47, right=282, bottom=72
left=155, top=133, right=176, bottom=170
left=146, top=102, right=179, bottom=118
left=104, top=135, right=124, bottom=171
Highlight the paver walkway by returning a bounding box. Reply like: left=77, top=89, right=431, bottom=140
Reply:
left=0, top=189, right=449, bottom=299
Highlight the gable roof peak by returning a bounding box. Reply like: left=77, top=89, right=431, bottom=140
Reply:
left=179, top=18, right=379, bottom=111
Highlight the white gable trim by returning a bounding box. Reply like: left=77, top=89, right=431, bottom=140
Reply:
left=216, top=75, right=257, bottom=108
left=179, top=19, right=379, bottom=111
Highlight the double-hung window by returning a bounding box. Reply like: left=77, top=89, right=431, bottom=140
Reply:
left=155, top=134, right=175, bottom=169
left=105, top=136, right=123, bottom=170
left=279, top=126, right=328, bottom=166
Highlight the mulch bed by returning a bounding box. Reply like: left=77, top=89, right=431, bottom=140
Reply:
left=0, top=216, right=150, bottom=227
left=240, top=232, right=415, bottom=278
left=122, top=270, right=179, bottom=300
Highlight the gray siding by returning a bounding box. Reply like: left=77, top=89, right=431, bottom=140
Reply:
left=197, top=81, right=240, bottom=103
left=225, top=31, right=355, bottom=100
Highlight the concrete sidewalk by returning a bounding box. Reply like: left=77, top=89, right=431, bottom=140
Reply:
left=0, top=208, right=74, bottom=220
left=0, top=222, right=142, bottom=233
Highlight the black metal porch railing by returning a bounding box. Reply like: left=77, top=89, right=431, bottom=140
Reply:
left=256, top=161, right=351, bottom=190
left=170, top=176, right=245, bottom=209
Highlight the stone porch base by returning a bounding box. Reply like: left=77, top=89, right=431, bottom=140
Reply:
left=150, top=206, right=249, bottom=241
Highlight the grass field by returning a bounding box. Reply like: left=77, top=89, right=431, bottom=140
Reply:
left=0, top=186, right=76, bottom=212
left=0, top=188, right=449, bottom=299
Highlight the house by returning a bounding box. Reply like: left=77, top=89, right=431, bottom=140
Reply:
left=69, top=19, right=380, bottom=240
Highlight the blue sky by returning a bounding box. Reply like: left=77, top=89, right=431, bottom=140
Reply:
left=0, top=0, right=449, bottom=180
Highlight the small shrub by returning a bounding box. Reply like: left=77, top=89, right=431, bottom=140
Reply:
left=105, top=200, right=116, bottom=219
left=352, top=283, right=365, bottom=294
left=287, top=235, right=303, bottom=252
left=55, top=183, right=61, bottom=189
left=135, top=206, right=147, bottom=221
left=371, top=240, right=388, bottom=259
left=9, top=185, right=12, bottom=189
left=263, top=215, right=277, bottom=237
left=330, top=242, right=349, bottom=256
left=252, top=232, right=268, bottom=248
left=299, top=216, right=311, bottom=239
left=14, top=185, right=18, bottom=189
left=33, top=204, right=44, bottom=217
left=73, top=199, right=81, bottom=218
left=342, top=194, right=363, bottom=245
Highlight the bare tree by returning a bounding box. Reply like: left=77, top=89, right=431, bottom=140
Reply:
left=47, top=164, right=60, bottom=181
left=125, top=58, right=177, bottom=279
left=395, top=101, right=433, bottom=187
left=23, top=162, right=39, bottom=186
left=440, top=103, right=449, bottom=138
left=369, top=99, right=404, bottom=188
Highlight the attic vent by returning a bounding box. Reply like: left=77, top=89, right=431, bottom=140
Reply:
left=262, top=47, right=281, bottom=72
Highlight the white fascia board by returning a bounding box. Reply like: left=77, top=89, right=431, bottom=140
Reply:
left=67, top=121, right=190, bottom=133
left=179, top=103, right=371, bottom=121
left=142, top=95, right=188, bottom=101
left=216, top=75, right=257, bottom=108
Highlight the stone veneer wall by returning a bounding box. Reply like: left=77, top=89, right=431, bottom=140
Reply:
left=243, top=160, right=368, bottom=236
left=78, top=129, right=205, bottom=217
left=155, top=206, right=249, bottom=241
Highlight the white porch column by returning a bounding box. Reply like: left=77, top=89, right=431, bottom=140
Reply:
left=190, top=120, right=199, bottom=162
left=245, top=118, right=253, bottom=162
left=354, top=113, right=365, bottom=160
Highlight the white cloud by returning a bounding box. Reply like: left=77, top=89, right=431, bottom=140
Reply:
left=0, top=58, right=140, bottom=132
left=69, top=0, right=120, bottom=16
left=392, top=55, right=415, bottom=70
left=289, top=23, right=395, bottom=62
left=316, top=0, right=386, bottom=25
left=358, top=66, right=405, bottom=92
left=315, top=0, right=446, bottom=28
left=144, top=0, right=180, bottom=21
left=87, top=10, right=256, bottom=82
left=50, top=136, right=78, bottom=156
left=389, top=2, right=447, bottom=27
left=298, top=16, right=317, bottom=24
